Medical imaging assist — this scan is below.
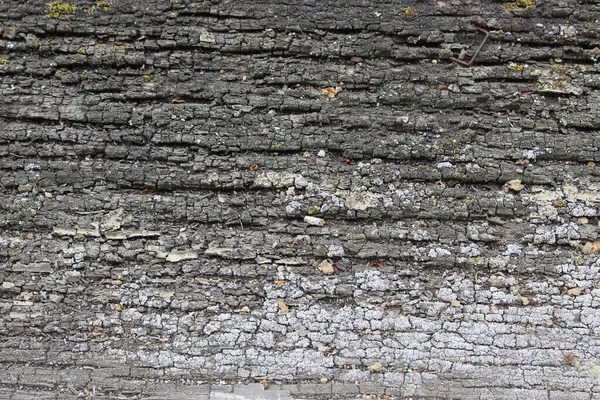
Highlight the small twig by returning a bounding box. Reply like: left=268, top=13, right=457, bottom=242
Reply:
left=10, top=152, right=26, bottom=158
left=450, top=25, right=490, bottom=68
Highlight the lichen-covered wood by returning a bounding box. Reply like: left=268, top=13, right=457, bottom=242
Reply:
left=1, top=0, right=600, bottom=398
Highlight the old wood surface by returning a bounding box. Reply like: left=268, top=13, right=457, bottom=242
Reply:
left=1, top=0, right=600, bottom=398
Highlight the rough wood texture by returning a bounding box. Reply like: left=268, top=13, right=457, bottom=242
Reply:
left=1, top=0, right=600, bottom=398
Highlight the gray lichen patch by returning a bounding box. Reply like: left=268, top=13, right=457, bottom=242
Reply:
left=533, top=64, right=587, bottom=96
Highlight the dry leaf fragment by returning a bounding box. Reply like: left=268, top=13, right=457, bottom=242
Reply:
left=278, top=299, right=289, bottom=314
left=450, top=300, right=461, bottom=307
left=371, top=260, right=384, bottom=268
left=344, top=158, right=352, bottom=164
left=317, top=259, right=335, bottom=275
left=171, top=98, right=186, bottom=103
left=564, top=353, right=575, bottom=364
left=320, top=377, right=328, bottom=383
left=321, top=86, right=342, bottom=99
left=438, top=85, right=448, bottom=90
left=369, top=362, right=383, bottom=372
left=260, top=379, right=270, bottom=389
left=566, top=287, right=582, bottom=296
left=114, top=304, right=123, bottom=312
left=504, top=179, right=524, bottom=192
left=582, top=242, right=594, bottom=254
left=276, top=280, right=285, bottom=286
left=111, top=279, right=123, bottom=286
left=249, top=164, right=259, bottom=171
left=520, top=296, right=530, bottom=306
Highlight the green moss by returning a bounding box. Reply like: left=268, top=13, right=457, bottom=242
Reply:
left=508, top=63, right=524, bottom=71
left=2, top=27, right=16, bottom=38
left=83, top=1, right=111, bottom=14
left=404, top=7, right=419, bottom=16
left=307, top=205, right=320, bottom=215
left=505, top=0, right=535, bottom=9
left=516, top=0, right=536, bottom=7
left=557, top=97, right=570, bottom=105
left=48, top=1, right=77, bottom=18
left=96, top=1, right=112, bottom=11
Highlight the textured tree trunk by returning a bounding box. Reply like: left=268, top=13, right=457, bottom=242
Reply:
left=1, top=0, right=600, bottom=398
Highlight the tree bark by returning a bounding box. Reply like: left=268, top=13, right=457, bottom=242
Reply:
left=1, top=0, right=600, bottom=398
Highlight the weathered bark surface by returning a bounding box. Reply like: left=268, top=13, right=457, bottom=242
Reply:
left=1, top=0, right=600, bottom=398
